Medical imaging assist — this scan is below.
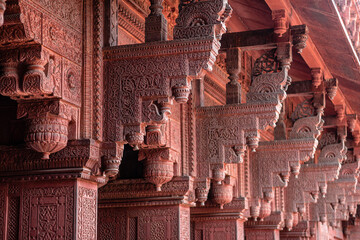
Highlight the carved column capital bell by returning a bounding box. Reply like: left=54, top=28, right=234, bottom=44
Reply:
left=16, top=100, right=77, bottom=159
left=102, top=142, right=124, bottom=178
left=138, top=148, right=175, bottom=191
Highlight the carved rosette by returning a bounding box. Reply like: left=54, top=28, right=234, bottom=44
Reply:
left=25, top=115, right=69, bottom=159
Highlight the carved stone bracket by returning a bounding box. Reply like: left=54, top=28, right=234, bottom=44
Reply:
left=103, top=0, right=231, bottom=150
left=0, top=45, right=55, bottom=98
left=249, top=116, right=322, bottom=221
left=195, top=45, right=291, bottom=209
left=283, top=140, right=347, bottom=230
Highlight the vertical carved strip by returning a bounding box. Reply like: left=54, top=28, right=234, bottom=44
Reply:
left=105, top=0, right=118, bottom=47
left=8, top=197, right=19, bottom=240
left=188, top=93, right=196, bottom=177
left=129, top=217, right=137, bottom=240
left=0, top=185, right=7, bottom=240
left=77, top=185, right=97, bottom=239
left=181, top=103, right=188, bottom=176
left=82, top=0, right=94, bottom=138
left=8, top=184, right=20, bottom=240
left=93, top=0, right=104, bottom=140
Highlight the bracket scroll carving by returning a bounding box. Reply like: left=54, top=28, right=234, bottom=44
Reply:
left=104, top=0, right=231, bottom=150
left=283, top=140, right=347, bottom=230
left=249, top=114, right=322, bottom=221
left=195, top=45, right=292, bottom=209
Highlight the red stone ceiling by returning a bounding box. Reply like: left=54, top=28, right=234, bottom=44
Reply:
left=228, top=0, right=360, bottom=115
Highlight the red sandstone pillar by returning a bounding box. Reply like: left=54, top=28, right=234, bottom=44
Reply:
left=98, top=204, right=190, bottom=239
left=0, top=179, right=97, bottom=239
left=191, top=212, right=245, bottom=240
left=245, top=228, right=279, bottom=240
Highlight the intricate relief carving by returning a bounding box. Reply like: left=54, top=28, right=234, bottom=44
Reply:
left=252, top=49, right=279, bottom=77
left=139, top=148, right=175, bottom=191
left=175, top=0, right=231, bottom=39
left=25, top=114, right=69, bottom=159
left=22, top=185, right=74, bottom=239
left=77, top=186, right=97, bottom=239
left=319, top=132, right=337, bottom=149
left=283, top=140, right=347, bottom=229
left=291, top=99, right=315, bottom=122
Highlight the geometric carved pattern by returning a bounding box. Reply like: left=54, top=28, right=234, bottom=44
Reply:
left=21, top=185, right=74, bottom=239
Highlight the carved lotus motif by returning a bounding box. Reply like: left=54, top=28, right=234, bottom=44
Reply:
left=25, top=115, right=69, bottom=159
left=212, top=182, right=233, bottom=209
left=144, top=159, right=174, bottom=191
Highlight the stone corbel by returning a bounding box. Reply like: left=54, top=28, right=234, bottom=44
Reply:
left=0, top=0, right=40, bottom=45
left=195, top=178, right=211, bottom=206
left=248, top=114, right=322, bottom=221
left=104, top=0, right=231, bottom=149
left=325, top=78, right=338, bottom=100
left=291, top=24, right=309, bottom=53
left=335, top=104, right=346, bottom=122
left=311, top=68, right=323, bottom=88
left=211, top=174, right=234, bottom=209
left=101, top=141, right=124, bottom=179
left=0, top=45, right=57, bottom=99
left=283, top=140, right=347, bottom=230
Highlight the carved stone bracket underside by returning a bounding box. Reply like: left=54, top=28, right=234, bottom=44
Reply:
left=104, top=0, right=230, bottom=145
left=312, top=158, right=360, bottom=228
left=283, top=140, right=347, bottom=230
left=194, top=45, right=291, bottom=209
left=248, top=115, right=322, bottom=222
left=103, top=0, right=231, bottom=191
